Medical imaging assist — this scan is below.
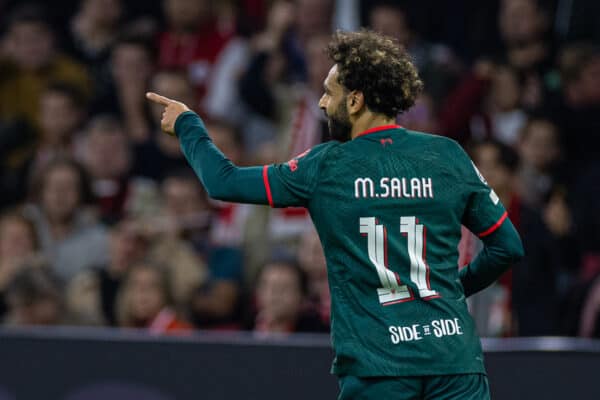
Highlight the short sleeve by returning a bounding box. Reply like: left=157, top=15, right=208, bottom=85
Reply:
left=263, top=142, right=336, bottom=208
left=454, top=143, right=508, bottom=238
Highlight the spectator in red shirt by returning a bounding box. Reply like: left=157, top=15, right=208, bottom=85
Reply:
left=157, top=0, right=234, bottom=113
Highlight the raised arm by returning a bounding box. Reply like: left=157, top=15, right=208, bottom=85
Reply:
left=146, top=92, right=268, bottom=204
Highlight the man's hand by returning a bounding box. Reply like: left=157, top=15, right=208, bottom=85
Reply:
left=146, top=92, right=191, bottom=136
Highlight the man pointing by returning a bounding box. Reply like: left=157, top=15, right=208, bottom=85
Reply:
left=147, top=30, right=523, bottom=400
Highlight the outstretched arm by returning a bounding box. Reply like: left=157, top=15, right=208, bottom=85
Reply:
left=146, top=92, right=268, bottom=204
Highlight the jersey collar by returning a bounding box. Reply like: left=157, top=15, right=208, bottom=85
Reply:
left=355, top=124, right=403, bottom=138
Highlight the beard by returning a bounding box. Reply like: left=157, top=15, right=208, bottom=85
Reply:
left=327, top=100, right=352, bottom=142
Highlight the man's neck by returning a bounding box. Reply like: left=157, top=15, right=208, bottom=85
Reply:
left=350, top=113, right=397, bottom=139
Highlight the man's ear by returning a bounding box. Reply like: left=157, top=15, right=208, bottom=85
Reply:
left=347, top=91, right=364, bottom=115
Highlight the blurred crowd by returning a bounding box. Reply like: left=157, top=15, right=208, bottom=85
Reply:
left=0, top=0, right=598, bottom=338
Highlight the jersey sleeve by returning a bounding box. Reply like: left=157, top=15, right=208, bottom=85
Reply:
left=176, top=111, right=269, bottom=205
left=263, top=142, right=336, bottom=208
left=454, top=143, right=508, bottom=237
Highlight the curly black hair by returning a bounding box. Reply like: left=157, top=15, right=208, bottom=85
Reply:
left=327, top=29, right=423, bottom=118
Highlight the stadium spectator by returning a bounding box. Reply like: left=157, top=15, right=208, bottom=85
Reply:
left=157, top=170, right=211, bottom=252
left=440, top=63, right=527, bottom=145
left=202, top=28, right=252, bottom=122
left=0, top=83, right=86, bottom=210
left=284, top=33, right=330, bottom=157
left=79, top=114, right=132, bottom=222
left=237, top=1, right=296, bottom=157
left=3, top=265, right=64, bottom=326
left=116, top=261, right=193, bottom=334
left=140, top=174, right=209, bottom=308
left=237, top=0, right=335, bottom=156
left=497, top=0, right=557, bottom=111
left=93, top=36, right=156, bottom=142
left=516, top=117, right=563, bottom=207
left=133, top=69, right=197, bottom=181
left=157, top=0, right=234, bottom=112
left=467, top=139, right=576, bottom=336
left=0, top=3, right=91, bottom=128
left=68, top=0, right=123, bottom=65
left=555, top=43, right=600, bottom=171
left=297, top=228, right=330, bottom=328
left=368, top=1, right=462, bottom=108
left=555, top=44, right=600, bottom=270
left=25, top=158, right=109, bottom=282
left=295, top=0, right=335, bottom=45
left=516, top=184, right=579, bottom=336
left=251, top=259, right=328, bottom=335
left=67, top=0, right=124, bottom=111
left=0, top=212, right=42, bottom=319
left=79, top=114, right=160, bottom=223
left=66, top=218, right=149, bottom=325
left=32, top=83, right=87, bottom=173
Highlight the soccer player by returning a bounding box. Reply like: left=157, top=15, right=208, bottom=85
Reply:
left=147, top=30, right=524, bottom=400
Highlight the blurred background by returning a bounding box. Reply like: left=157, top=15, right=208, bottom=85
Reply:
left=0, top=0, right=599, bottom=397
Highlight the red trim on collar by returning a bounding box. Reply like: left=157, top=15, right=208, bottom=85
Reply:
left=355, top=125, right=402, bottom=137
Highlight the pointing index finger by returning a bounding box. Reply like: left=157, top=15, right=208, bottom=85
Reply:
left=146, top=92, right=173, bottom=106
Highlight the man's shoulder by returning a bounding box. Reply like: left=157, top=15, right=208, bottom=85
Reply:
left=280, top=141, right=340, bottom=176
left=404, top=129, right=460, bottom=150
left=400, top=129, right=466, bottom=164
left=292, top=140, right=340, bottom=161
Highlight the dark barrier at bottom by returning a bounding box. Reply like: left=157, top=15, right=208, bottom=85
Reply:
left=0, top=328, right=599, bottom=400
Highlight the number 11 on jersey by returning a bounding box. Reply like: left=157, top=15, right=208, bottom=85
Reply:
left=360, top=216, right=439, bottom=306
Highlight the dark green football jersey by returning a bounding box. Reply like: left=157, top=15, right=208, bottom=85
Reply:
left=263, top=125, right=507, bottom=377
left=175, top=112, right=520, bottom=378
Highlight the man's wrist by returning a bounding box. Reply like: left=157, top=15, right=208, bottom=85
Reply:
left=173, top=111, right=197, bottom=137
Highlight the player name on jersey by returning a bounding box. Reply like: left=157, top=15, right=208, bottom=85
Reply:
left=354, top=177, right=433, bottom=199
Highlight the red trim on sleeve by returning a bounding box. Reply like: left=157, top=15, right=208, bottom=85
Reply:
left=356, top=125, right=402, bottom=137
left=477, top=211, right=508, bottom=238
left=262, top=165, right=274, bottom=208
